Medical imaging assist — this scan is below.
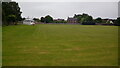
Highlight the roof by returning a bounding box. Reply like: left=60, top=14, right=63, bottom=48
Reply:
left=25, top=18, right=34, bottom=21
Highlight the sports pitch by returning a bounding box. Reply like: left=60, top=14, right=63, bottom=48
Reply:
left=2, top=24, right=118, bottom=66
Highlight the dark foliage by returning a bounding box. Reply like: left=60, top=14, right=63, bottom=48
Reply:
left=114, top=17, right=120, bottom=26
left=41, top=15, right=53, bottom=23
left=44, top=15, right=53, bottom=23
left=94, top=17, right=102, bottom=23
left=53, top=20, right=67, bottom=23
left=33, top=18, right=40, bottom=22
left=41, top=17, right=45, bottom=22
left=82, top=21, right=96, bottom=25
left=74, top=13, right=93, bottom=23
left=2, top=2, right=22, bottom=26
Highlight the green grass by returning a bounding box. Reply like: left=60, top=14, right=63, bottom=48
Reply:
left=3, top=24, right=118, bottom=66
left=0, top=26, right=2, bottom=66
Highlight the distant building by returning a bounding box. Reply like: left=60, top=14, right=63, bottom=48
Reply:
left=67, top=17, right=78, bottom=23
left=54, top=19, right=64, bottom=21
left=106, top=19, right=114, bottom=24
left=102, top=19, right=115, bottom=24
left=23, top=18, right=35, bottom=25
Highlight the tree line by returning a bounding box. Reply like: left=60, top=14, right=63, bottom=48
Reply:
left=2, top=1, right=120, bottom=26
left=34, top=13, right=120, bottom=25
left=73, top=13, right=120, bottom=25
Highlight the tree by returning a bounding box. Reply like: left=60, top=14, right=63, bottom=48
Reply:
left=74, top=13, right=93, bottom=23
left=85, top=16, right=93, bottom=22
left=74, top=14, right=82, bottom=23
left=2, top=2, right=22, bottom=25
left=81, top=17, right=86, bottom=23
left=94, top=17, right=102, bottom=23
left=74, top=13, right=95, bottom=25
left=114, top=17, right=120, bottom=26
left=33, top=18, right=40, bottom=22
left=22, top=17, right=25, bottom=21
left=44, top=15, right=53, bottom=23
left=41, top=17, right=45, bottom=22
left=7, top=14, right=17, bottom=25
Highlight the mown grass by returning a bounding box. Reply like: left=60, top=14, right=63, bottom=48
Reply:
left=2, top=24, right=118, bottom=66
left=0, top=26, right=2, bottom=66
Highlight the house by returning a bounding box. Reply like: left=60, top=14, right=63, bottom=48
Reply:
left=106, top=19, right=114, bottom=24
left=102, top=19, right=115, bottom=24
left=23, top=18, right=35, bottom=25
left=67, top=17, right=78, bottom=23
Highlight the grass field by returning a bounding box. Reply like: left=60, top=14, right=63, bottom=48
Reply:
left=0, top=27, right=2, bottom=66
left=3, top=24, right=118, bottom=66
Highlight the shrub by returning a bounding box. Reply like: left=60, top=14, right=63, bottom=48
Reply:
left=82, top=21, right=96, bottom=25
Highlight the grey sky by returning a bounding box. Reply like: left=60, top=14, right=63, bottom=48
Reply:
left=18, top=2, right=118, bottom=20
left=13, top=0, right=120, bottom=2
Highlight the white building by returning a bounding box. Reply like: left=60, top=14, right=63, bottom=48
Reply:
left=106, top=20, right=114, bottom=24
left=23, top=18, right=35, bottom=25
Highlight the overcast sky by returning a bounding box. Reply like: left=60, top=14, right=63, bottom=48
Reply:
left=17, top=2, right=118, bottom=20
left=13, top=0, right=120, bottom=2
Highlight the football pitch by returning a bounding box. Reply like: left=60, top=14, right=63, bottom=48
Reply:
left=2, top=24, right=118, bottom=66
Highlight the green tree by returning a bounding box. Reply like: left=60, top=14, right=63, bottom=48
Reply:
left=33, top=18, right=40, bottom=22
left=7, top=14, right=17, bottom=25
left=44, top=15, right=53, bottom=23
left=74, top=13, right=93, bottom=23
left=74, top=14, right=82, bottom=23
left=41, top=17, right=45, bottom=22
left=81, top=18, right=86, bottom=23
left=94, top=17, right=102, bottom=23
left=85, top=16, right=93, bottom=22
left=2, top=2, right=22, bottom=25
left=115, top=17, right=120, bottom=26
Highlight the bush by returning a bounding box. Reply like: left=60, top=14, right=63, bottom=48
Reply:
left=82, top=21, right=96, bottom=25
